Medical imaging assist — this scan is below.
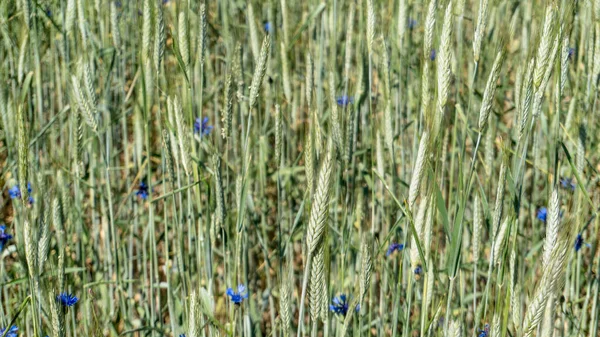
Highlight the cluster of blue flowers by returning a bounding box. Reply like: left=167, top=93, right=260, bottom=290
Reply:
left=560, top=177, right=576, bottom=191
left=575, top=234, right=584, bottom=252
left=136, top=181, right=150, bottom=200
left=386, top=242, right=404, bottom=257
left=0, top=225, right=13, bottom=252
left=57, top=292, right=79, bottom=307
left=194, top=117, right=213, bottom=137
left=336, top=96, right=354, bottom=107
left=8, top=182, right=34, bottom=205
left=478, top=324, right=490, bottom=337
left=329, top=294, right=360, bottom=316
left=226, top=284, right=248, bottom=305
left=0, top=326, right=18, bottom=337
left=536, top=207, right=548, bottom=223
left=264, top=22, right=272, bottom=33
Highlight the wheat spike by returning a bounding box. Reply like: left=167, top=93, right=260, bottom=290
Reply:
left=50, top=291, right=65, bottom=337
left=248, top=35, right=270, bottom=110
left=492, top=217, right=508, bottom=265
left=198, top=4, right=207, bottom=67
left=83, top=60, right=97, bottom=108
left=329, top=72, right=342, bottom=152
left=366, top=0, right=375, bottom=56
left=17, top=105, right=28, bottom=196
left=275, top=104, right=282, bottom=166
left=17, top=34, right=27, bottom=85
left=534, top=4, right=556, bottom=88
left=154, top=1, right=165, bottom=72
left=66, top=0, right=76, bottom=35
left=162, top=129, right=176, bottom=187
left=247, top=2, right=260, bottom=62
left=543, top=188, right=560, bottom=267
left=221, top=72, right=234, bottom=139
left=189, top=290, right=201, bottom=337
left=23, top=220, right=37, bottom=279
left=110, top=2, right=120, bottom=49
left=577, top=125, right=586, bottom=177
left=72, top=76, right=97, bottom=132
left=309, top=243, right=325, bottom=322
left=384, top=100, right=394, bottom=152
left=305, top=128, right=315, bottom=197
left=436, top=1, right=453, bottom=136
left=425, top=257, right=434, bottom=310
left=306, top=52, right=314, bottom=109
left=512, top=281, right=522, bottom=331
left=280, top=269, right=292, bottom=337
left=519, top=59, right=535, bottom=142
left=213, top=155, right=226, bottom=228
left=281, top=42, right=292, bottom=101
left=473, top=194, right=482, bottom=264
left=38, top=201, right=50, bottom=273
left=344, top=3, right=355, bottom=84
left=423, top=196, right=434, bottom=260
left=142, top=0, right=152, bottom=61
left=473, top=0, right=489, bottom=62
left=410, top=197, right=428, bottom=270
left=178, top=12, right=189, bottom=67
left=424, top=0, right=436, bottom=60
left=21, top=0, right=30, bottom=29
left=561, top=36, right=570, bottom=94
left=478, top=51, right=504, bottom=131
left=77, top=0, right=87, bottom=47
left=305, top=142, right=335, bottom=254
left=398, top=0, right=407, bottom=44
left=172, top=96, right=192, bottom=176
left=409, top=132, right=429, bottom=210
left=491, top=155, right=507, bottom=237
left=359, top=240, right=372, bottom=307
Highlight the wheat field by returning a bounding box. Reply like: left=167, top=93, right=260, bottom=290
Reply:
left=0, top=0, right=598, bottom=336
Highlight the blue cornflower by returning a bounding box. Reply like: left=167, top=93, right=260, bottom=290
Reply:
left=414, top=265, right=423, bottom=275
left=264, top=22, right=272, bottom=33
left=560, top=177, right=576, bottom=191
left=568, top=47, right=575, bottom=60
left=386, top=242, right=404, bottom=257
left=162, top=0, right=170, bottom=4
left=0, top=225, right=13, bottom=252
left=136, top=181, right=149, bottom=200
left=536, top=207, right=548, bottom=223
left=575, top=234, right=584, bottom=252
left=0, top=326, right=18, bottom=337
left=330, top=294, right=349, bottom=316
left=45, top=7, right=52, bottom=17
left=8, top=186, right=21, bottom=199
left=430, top=49, right=436, bottom=61
left=115, top=1, right=122, bottom=8
left=27, top=183, right=34, bottom=204
left=9, top=183, right=34, bottom=204
left=336, top=96, right=354, bottom=107
left=408, top=18, right=417, bottom=29
left=56, top=292, right=79, bottom=307
left=194, top=116, right=213, bottom=136
left=179, top=335, right=186, bottom=337
left=478, top=324, right=490, bottom=337
left=226, top=284, right=249, bottom=305
left=329, top=294, right=360, bottom=316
